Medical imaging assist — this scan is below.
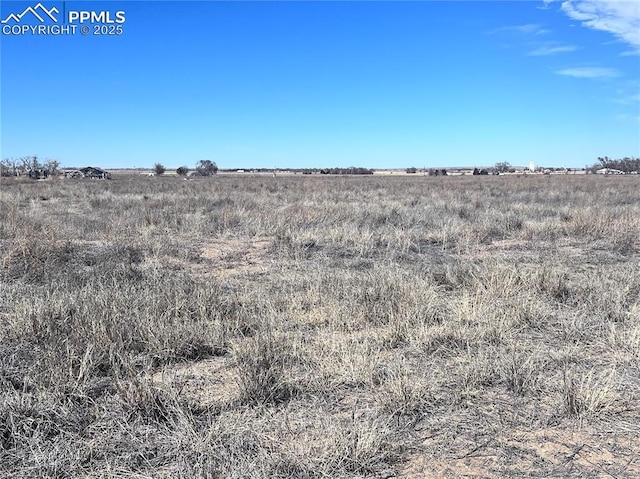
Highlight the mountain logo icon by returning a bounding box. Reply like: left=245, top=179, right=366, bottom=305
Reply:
left=1, top=3, right=59, bottom=24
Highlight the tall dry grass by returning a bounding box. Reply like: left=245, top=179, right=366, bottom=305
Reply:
left=1, top=174, right=639, bottom=477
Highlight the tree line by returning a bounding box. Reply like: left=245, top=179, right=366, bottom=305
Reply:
left=297, top=167, right=374, bottom=175
left=587, top=157, right=640, bottom=174
left=0, top=156, right=60, bottom=177
left=154, top=160, right=218, bottom=177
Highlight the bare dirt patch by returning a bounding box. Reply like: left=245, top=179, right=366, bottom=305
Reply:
left=400, top=426, right=640, bottom=478
left=151, top=356, right=240, bottom=407
left=199, top=237, right=273, bottom=278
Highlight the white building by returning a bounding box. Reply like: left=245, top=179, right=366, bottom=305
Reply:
left=596, top=168, right=624, bottom=175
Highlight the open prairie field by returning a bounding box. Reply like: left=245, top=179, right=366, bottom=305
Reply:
left=1, top=174, right=639, bottom=478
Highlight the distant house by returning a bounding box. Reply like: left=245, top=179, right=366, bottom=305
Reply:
left=65, top=166, right=111, bottom=179
left=81, top=167, right=111, bottom=179
left=596, top=168, right=624, bottom=175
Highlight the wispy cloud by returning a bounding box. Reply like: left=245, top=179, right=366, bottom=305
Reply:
left=620, top=50, right=640, bottom=57
left=528, top=43, right=578, bottom=56
left=561, top=0, right=640, bottom=54
left=612, top=79, right=640, bottom=105
left=490, top=24, right=550, bottom=35
left=611, top=94, right=640, bottom=105
left=555, top=66, right=621, bottom=78
left=613, top=113, right=640, bottom=123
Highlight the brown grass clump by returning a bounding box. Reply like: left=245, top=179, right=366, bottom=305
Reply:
left=1, top=174, right=639, bottom=477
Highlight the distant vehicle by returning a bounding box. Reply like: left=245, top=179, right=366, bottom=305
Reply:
left=28, top=168, right=49, bottom=179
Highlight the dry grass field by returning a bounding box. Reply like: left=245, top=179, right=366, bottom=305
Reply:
left=1, top=174, right=639, bottom=478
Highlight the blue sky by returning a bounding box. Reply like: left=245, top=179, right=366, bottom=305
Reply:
left=1, top=0, right=639, bottom=169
